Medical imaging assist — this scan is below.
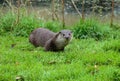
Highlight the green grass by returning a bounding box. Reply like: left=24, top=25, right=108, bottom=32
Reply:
left=0, top=3, right=120, bottom=81
left=0, top=35, right=120, bottom=81
left=0, top=7, right=120, bottom=81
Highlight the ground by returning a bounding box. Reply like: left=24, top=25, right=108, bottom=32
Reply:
left=0, top=35, right=120, bottom=81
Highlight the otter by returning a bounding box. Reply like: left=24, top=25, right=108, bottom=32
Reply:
left=29, top=28, right=72, bottom=51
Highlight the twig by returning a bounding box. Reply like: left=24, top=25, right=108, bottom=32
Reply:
left=54, top=11, right=59, bottom=21
left=52, top=0, right=59, bottom=21
left=82, top=0, right=85, bottom=21
left=71, top=0, right=82, bottom=18
left=52, top=0, right=55, bottom=20
left=16, top=0, right=20, bottom=25
left=5, top=0, right=14, bottom=15
left=110, top=0, right=114, bottom=27
left=61, top=0, right=65, bottom=28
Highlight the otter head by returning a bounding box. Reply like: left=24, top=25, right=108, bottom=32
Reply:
left=54, top=30, right=72, bottom=50
left=59, top=30, right=72, bottom=41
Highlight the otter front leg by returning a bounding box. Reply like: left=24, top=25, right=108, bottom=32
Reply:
left=44, top=39, right=55, bottom=51
left=59, top=48, right=64, bottom=51
left=44, top=43, right=52, bottom=51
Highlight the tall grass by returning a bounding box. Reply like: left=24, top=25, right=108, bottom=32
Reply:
left=0, top=11, right=40, bottom=36
left=0, top=10, right=120, bottom=40
left=0, top=10, right=62, bottom=37
left=73, top=18, right=112, bottom=40
left=0, top=0, right=63, bottom=37
left=0, top=2, right=119, bottom=39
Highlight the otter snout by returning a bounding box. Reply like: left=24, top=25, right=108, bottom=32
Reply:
left=59, top=29, right=72, bottom=42
left=65, top=36, right=70, bottom=40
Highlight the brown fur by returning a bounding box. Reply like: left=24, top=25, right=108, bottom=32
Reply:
left=29, top=28, right=72, bottom=51
left=44, top=33, right=63, bottom=51
left=29, top=28, right=55, bottom=47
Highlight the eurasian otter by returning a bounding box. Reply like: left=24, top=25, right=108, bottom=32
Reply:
left=29, top=28, right=72, bottom=51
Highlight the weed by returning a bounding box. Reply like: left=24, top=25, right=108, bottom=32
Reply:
left=73, top=19, right=111, bottom=40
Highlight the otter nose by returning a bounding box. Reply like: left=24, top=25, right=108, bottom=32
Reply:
left=65, top=37, right=69, bottom=40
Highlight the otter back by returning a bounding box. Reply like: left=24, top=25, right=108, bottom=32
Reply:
left=29, top=28, right=55, bottom=47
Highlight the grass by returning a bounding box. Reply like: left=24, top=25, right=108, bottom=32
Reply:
left=73, top=18, right=112, bottom=40
left=0, top=11, right=63, bottom=37
left=0, top=35, right=120, bottom=81
left=0, top=5, right=120, bottom=81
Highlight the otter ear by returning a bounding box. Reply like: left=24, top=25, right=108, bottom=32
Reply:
left=70, top=31, right=72, bottom=33
left=59, top=31, right=61, bottom=34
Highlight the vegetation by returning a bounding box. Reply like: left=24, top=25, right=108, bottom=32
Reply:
left=0, top=1, right=120, bottom=81
left=73, top=19, right=111, bottom=40
left=0, top=12, right=62, bottom=37
left=0, top=35, right=120, bottom=81
left=0, top=13, right=120, bottom=80
left=0, top=12, right=40, bottom=36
